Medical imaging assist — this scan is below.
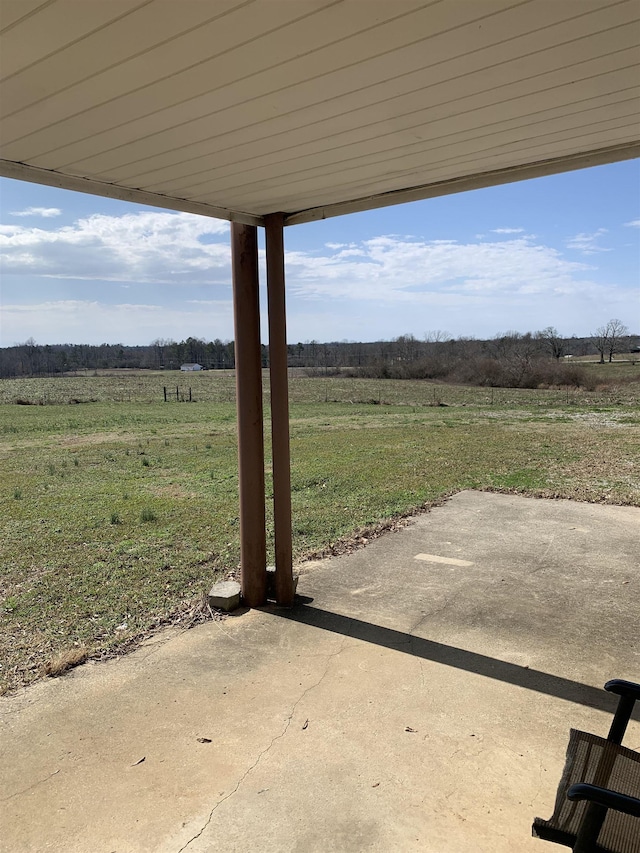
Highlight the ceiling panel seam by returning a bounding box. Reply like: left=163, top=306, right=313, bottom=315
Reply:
left=135, top=90, right=640, bottom=195
left=236, top=135, right=640, bottom=210
left=169, top=109, right=640, bottom=201
left=0, top=0, right=156, bottom=83
left=45, top=21, right=640, bottom=180
left=80, top=52, right=639, bottom=190
left=0, top=0, right=339, bottom=124
left=2, top=0, right=553, bottom=153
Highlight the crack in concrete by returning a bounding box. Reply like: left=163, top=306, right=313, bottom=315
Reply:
left=529, top=534, right=556, bottom=575
left=176, top=635, right=348, bottom=852
left=1, top=768, right=59, bottom=802
left=132, top=626, right=194, bottom=663
left=408, top=596, right=454, bottom=636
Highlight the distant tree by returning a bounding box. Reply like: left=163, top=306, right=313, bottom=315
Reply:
left=489, top=331, right=539, bottom=386
left=424, top=330, right=452, bottom=344
left=592, top=319, right=629, bottom=363
left=592, top=325, right=609, bottom=363
left=393, top=334, right=420, bottom=362
left=537, top=326, right=565, bottom=360
left=605, top=318, right=629, bottom=362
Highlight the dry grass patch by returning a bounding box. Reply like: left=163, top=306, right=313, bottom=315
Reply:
left=150, top=484, right=197, bottom=498
left=42, top=645, right=88, bottom=678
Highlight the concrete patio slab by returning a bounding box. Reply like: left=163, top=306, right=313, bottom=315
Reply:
left=1, top=491, right=638, bottom=853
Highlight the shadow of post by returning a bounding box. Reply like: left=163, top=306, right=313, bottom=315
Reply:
left=267, top=603, right=638, bottom=721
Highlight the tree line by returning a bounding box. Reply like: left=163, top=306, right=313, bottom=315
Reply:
left=0, top=337, right=237, bottom=378
left=0, top=321, right=636, bottom=384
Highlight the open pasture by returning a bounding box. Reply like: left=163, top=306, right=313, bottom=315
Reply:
left=1, top=369, right=638, bottom=693
left=2, top=361, right=640, bottom=407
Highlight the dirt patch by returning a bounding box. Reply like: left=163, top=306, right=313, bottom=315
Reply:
left=149, top=484, right=196, bottom=498
left=59, top=432, right=128, bottom=447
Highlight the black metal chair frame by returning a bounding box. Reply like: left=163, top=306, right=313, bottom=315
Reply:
left=533, top=679, right=640, bottom=853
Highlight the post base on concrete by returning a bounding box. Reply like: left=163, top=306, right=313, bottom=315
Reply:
left=208, top=580, right=242, bottom=612
left=266, top=566, right=299, bottom=603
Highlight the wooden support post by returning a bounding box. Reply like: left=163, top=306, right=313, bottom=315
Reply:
left=231, top=222, right=267, bottom=607
left=265, top=213, right=295, bottom=607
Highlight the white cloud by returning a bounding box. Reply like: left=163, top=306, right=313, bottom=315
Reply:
left=0, top=211, right=230, bottom=283
left=285, top=234, right=594, bottom=304
left=491, top=227, right=524, bottom=234
left=1, top=211, right=604, bottom=310
left=1, top=213, right=634, bottom=344
left=624, top=219, right=640, bottom=228
left=565, top=228, right=611, bottom=255
left=10, top=206, right=62, bottom=218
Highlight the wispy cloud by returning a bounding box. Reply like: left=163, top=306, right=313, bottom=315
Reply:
left=0, top=211, right=230, bottom=283
left=285, top=234, right=593, bottom=303
left=565, top=228, right=611, bottom=255
left=491, top=227, right=524, bottom=234
left=10, top=206, right=62, bottom=218
left=624, top=219, right=640, bottom=228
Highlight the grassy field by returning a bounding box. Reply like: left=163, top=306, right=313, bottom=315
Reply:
left=1, top=368, right=639, bottom=693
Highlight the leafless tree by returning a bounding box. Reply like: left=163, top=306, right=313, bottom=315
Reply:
left=489, top=331, right=540, bottom=386
left=592, top=319, right=629, bottom=363
left=592, top=326, right=608, bottom=363
left=605, top=318, right=629, bottom=362
left=536, top=326, right=565, bottom=360
left=423, top=330, right=452, bottom=344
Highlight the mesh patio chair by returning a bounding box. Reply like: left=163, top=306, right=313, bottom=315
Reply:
left=533, top=680, right=640, bottom=853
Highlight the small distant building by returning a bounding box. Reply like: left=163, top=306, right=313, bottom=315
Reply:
left=180, top=363, right=203, bottom=371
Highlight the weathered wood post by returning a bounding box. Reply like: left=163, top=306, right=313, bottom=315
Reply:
left=231, top=222, right=267, bottom=607
left=265, top=213, right=295, bottom=606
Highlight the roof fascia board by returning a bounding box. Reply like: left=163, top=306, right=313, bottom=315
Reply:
left=3, top=142, right=638, bottom=229
left=283, top=142, right=640, bottom=226
left=0, top=160, right=264, bottom=227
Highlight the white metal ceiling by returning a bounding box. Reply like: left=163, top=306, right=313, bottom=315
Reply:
left=1, top=0, right=639, bottom=225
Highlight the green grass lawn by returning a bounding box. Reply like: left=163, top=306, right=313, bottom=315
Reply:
left=1, top=370, right=639, bottom=693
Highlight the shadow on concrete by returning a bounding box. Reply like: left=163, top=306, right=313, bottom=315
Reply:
left=270, top=603, right=639, bottom=721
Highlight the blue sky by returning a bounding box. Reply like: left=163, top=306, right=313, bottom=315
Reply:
left=1, top=159, right=638, bottom=347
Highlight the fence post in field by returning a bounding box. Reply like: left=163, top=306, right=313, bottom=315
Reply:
left=163, top=386, right=167, bottom=402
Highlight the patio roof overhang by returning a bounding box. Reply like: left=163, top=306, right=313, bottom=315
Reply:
left=1, top=0, right=639, bottom=607
left=1, top=0, right=639, bottom=226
